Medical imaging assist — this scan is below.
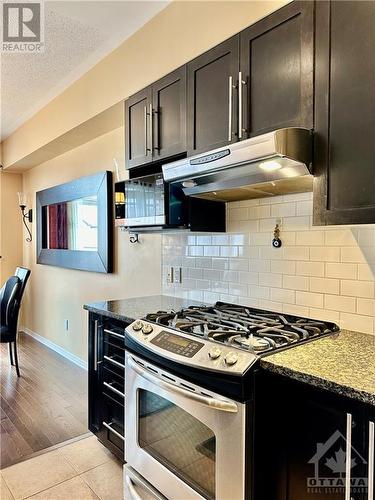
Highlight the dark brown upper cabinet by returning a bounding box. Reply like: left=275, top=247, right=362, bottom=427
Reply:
left=125, top=67, right=186, bottom=170
left=125, top=87, right=151, bottom=169
left=240, top=0, right=314, bottom=138
left=187, top=36, right=240, bottom=156
left=313, top=0, right=375, bottom=225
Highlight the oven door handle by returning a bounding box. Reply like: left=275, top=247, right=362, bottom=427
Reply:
left=128, top=356, right=238, bottom=413
left=125, top=475, right=143, bottom=500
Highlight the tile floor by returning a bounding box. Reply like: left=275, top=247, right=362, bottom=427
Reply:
left=0, top=435, right=123, bottom=500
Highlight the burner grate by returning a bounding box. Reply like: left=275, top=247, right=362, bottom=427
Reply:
left=144, top=302, right=339, bottom=355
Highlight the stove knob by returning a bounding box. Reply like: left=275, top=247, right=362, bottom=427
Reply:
left=142, top=324, right=153, bottom=335
left=225, top=352, right=238, bottom=366
left=132, top=321, right=143, bottom=331
left=208, top=347, right=222, bottom=360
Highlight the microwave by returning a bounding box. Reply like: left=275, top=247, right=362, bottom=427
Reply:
left=115, top=173, right=188, bottom=229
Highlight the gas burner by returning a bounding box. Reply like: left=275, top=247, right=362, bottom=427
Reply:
left=144, top=302, right=339, bottom=356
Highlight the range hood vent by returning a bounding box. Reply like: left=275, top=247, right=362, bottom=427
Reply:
left=162, top=128, right=313, bottom=202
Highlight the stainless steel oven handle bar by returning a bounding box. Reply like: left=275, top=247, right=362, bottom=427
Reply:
left=125, top=476, right=143, bottom=500
left=104, top=355, right=125, bottom=370
left=102, top=421, right=125, bottom=442
left=345, top=413, right=352, bottom=500
left=103, top=328, right=125, bottom=340
left=103, top=382, right=125, bottom=399
left=128, top=356, right=238, bottom=413
left=369, top=421, right=374, bottom=500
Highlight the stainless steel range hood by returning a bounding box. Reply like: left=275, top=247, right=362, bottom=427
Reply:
left=162, top=128, right=313, bottom=202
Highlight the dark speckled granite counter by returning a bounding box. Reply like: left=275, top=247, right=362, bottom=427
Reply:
left=261, top=329, right=375, bottom=406
left=83, top=295, right=206, bottom=324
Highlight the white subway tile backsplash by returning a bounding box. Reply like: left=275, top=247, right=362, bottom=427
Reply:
left=340, top=280, right=374, bottom=298
left=325, top=294, right=356, bottom=313
left=163, top=194, right=375, bottom=335
left=259, top=273, right=282, bottom=288
left=296, top=261, right=325, bottom=277
left=310, top=277, right=340, bottom=295
left=357, top=298, right=375, bottom=316
left=310, top=246, right=340, bottom=262
left=296, top=291, right=324, bottom=309
left=283, top=275, right=309, bottom=291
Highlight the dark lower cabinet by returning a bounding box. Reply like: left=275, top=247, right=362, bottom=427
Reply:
left=88, top=312, right=127, bottom=461
left=187, top=36, right=240, bottom=156
left=254, top=372, right=374, bottom=500
left=313, top=0, right=375, bottom=225
left=240, top=0, right=314, bottom=138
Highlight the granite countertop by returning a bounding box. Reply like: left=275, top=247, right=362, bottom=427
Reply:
left=261, top=329, right=375, bottom=406
left=83, top=295, right=206, bottom=323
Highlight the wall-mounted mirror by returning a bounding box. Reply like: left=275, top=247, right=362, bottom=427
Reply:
left=37, top=171, right=112, bottom=273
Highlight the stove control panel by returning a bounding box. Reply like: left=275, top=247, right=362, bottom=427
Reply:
left=151, top=331, right=204, bottom=358
left=126, top=320, right=258, bottom=375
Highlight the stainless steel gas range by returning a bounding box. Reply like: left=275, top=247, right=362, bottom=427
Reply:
left=124, top=302, right=340, bottom=500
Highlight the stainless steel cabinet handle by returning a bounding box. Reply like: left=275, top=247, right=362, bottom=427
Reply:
left=104, top=355, right=125, bottom=370
left=238, top=71, right=245, bottom=139
left=144, top=105, right=148, bottom=155
left=345, top=413, right=352, bottom=500
left=103, top=328, right=125, bottom=340
left=103, top=381, right=125, bottom=399
left=102, top=421, right=125, bottom=442
left=149, top=103, right=153, bottom=153
left=228, top=76, right=233, bottom=141
left=128, top=356, right=238, bottom=413
left=369, top=421, right=374, bottom=500
left=125, top=476, right=142, bottom=500
left=94, top=320, right=98, bottom=371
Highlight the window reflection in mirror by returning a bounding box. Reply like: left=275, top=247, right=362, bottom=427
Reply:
left=42, top=195, right=98, bottom=251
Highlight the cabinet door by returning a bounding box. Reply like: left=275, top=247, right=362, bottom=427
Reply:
left=240, top=0, right=314, bottom=138
left=187, top=36, right=239, bottom=156
left=125, top=87, right=152, bottom=169
left=313, top=1, right=375, bottom=225
left=254, top=374, right=367, bottom=500
left=152, top=66, right=186, bottom=161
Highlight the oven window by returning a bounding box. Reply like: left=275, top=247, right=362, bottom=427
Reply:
left=138, top=389, right=216, bottom=499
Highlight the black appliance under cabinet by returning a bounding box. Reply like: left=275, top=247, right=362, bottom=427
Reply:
left=88, top=312, right=128, bottom=461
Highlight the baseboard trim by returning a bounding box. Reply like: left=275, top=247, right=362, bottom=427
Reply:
left=21, top=327, right=88, bottom=370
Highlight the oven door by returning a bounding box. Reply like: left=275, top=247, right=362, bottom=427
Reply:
left=124, top=174, right=166, bottom=227
left=125, top=353, right=246, bottom=500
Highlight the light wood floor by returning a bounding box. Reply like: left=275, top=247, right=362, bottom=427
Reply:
left=0, top=333, right=88, bottom=469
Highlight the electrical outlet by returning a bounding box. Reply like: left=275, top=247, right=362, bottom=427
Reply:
left=167, top=267, right=174, bottom=283
left=64, top=319, right=69, bottom=331
left=174, top=267, right=182, bottom=283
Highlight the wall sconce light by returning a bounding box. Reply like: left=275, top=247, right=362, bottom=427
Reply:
left=17, top=192, right=33, bottom=242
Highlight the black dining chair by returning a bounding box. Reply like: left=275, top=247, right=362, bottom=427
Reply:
left=0, top=267, right=31, bottom=377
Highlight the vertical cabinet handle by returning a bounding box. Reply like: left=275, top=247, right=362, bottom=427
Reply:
left=369, top=421, right=374, bottom=500
left=144, top=105, right=148, bottom=155
left=94, top=320, right=98, bottom=371
left=228, top=76, right=233, bottom=141
left=238, top=71, right=245, bottom=139
left=149, top=103, right=154, bottom=153
left=345, top=413, right=352, bottom=500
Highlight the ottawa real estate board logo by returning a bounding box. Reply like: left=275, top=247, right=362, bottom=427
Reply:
left=307, top=428, right=367, bottom=496
left=2, top=1, right=44, bottom=52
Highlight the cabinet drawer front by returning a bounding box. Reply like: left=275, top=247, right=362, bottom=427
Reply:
left=240, top=0, right=314, bottom=138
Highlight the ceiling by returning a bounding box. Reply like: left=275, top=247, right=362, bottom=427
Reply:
left=0, top=0, right=169, bottom=141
